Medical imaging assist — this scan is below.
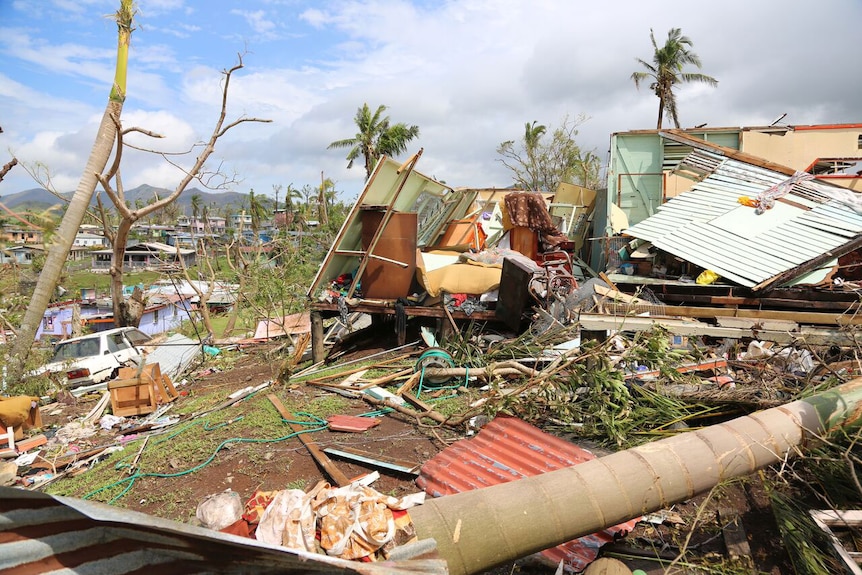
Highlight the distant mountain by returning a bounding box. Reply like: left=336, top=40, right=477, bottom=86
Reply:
left=0, top=185, right=251, bottom=216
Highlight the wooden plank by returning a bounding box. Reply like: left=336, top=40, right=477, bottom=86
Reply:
left=809, top=510, right=862, bottom=575
left=598, top=272, right=619, bottom=292
left=310, top=300, right=499, bottom=321
left=716, top=317, right=798, bottom=331
left=311, top=311, right=325, bottom=363
left=594, top=284, right=646, bottom=304
left=396, top=371, right=422, bottom=396
left=267, top=394, right=350, bottom=487
left=401, top=392, right=446, bottom=424
left=367, top=367, right=413, bottom=387
left=576, top=312, right=858, bottom=346
left=656, top=292, right=860, bottom=312
left=15, top=433, right=47, bottom=453
left=718, top=508, right=752, bottom=561
left=603, top=301, right=862, bottom=326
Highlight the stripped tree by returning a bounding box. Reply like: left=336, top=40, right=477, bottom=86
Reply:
left=9, top=0, right=136, bottom=382
left=95, top=56, right=271, bottom=328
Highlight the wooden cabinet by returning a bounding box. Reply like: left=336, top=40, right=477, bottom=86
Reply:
left=360, top=210, right=418, bottom=299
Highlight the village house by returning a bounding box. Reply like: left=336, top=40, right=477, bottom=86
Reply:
left=36, top=293, right=194, bottom=341
left=177, top=215, right=227, bottom=235
left=0, top=244, right=88, bottom=266
left=91, top=241, right=196, bottom=272
left=1, top=227, right=43, bottom=244
left=73, top=232, right=109, bottom=248
left=595, top=123, right=862, bottom=269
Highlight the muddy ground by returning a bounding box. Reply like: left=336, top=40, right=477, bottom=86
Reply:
left=33, top=338, right=796, bottom=575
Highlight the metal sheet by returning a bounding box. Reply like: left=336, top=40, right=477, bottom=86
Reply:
left=145, top=333, right=201, bottom=381
left=625, top=155, right=862, bottom=287
left=416, top=416, right=638, bottom=572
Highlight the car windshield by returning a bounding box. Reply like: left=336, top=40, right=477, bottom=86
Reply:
left=51, top=338, right=101, bottom=361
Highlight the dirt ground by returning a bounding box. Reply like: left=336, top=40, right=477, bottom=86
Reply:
left=32, top=340, right=796, bottom=575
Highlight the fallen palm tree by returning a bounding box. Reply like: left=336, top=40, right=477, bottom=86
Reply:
left=408, top=378, right=862, bottom=575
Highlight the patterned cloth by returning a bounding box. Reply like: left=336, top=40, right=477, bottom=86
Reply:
left=503, top=192, right=569, bottom=247
left=255, top=480, right=424, bottom=561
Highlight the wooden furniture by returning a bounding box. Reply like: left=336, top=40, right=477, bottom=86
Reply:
left=509, top=226, right=538, bottom=260
left=360, top=209, right=418, bottom=299
left=109, top=363, right=178, bottom=417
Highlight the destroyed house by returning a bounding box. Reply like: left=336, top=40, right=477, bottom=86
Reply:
left=306, top=151, right=597, bottom=360
left=597, top=132, right=862, bottom=340
left=601, top=123, right=862, bottom=270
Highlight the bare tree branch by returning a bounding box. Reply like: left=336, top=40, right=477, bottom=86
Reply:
left=121, top=126, right=164, bottom=138
left=0, top=157, right=18, bottom=182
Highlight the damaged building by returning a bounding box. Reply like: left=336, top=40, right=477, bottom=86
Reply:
left=307, top=124, right=862, bottom=358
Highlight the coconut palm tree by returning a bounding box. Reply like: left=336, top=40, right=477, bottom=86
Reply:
left=9, top=0, right=136, bottom=377
left=190, top=194, right=202, bottom=224
left=327, top=103, right=420, bottom=180
left=631, top=28, right=717, bottom=129
left=247, top=189, right=270, bottom=238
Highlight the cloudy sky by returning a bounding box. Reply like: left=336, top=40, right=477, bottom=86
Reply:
left=1, top=0, right=860, bottom=203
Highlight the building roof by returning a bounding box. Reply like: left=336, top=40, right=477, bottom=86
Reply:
left=623, top=139, right=862, bottom=290
left=92, top=242, right=195, bottom=255
left=612, top=123, right=862, bottom=138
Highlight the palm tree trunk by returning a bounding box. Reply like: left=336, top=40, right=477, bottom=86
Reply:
left=10, top=102, right=122, bottom=375
left=8, top=0, right=133, bottom=382
left=656, top=96, right=664, bottom=129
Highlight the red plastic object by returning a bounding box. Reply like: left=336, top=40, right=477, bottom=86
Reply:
left=326, top=415, right=381, bottom=433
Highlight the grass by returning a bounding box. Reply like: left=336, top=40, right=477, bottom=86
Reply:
left=43, top=385, right=349, bottom=508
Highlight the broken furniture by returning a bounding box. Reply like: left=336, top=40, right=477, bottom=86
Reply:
left=108, top=362, right=179, bottom=417
left=306, top=153, right=594, bottom=362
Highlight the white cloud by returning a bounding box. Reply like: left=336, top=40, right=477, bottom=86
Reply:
left=230, top=8, right=280, bottom=40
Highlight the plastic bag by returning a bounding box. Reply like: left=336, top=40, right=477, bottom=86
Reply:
left=196, top=489, right=243, bottom=531
left=696, top=270, right=720, bottom=285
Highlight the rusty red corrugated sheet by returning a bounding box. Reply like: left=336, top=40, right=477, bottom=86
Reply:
left=416, top=416, right=639, bottom=573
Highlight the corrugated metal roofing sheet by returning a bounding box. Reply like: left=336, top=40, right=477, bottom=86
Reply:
left=145, top=333, right=201, bottom=381
left=624, top=151, right=862, bottom=287
left=416, top=416, right=638, bottom=572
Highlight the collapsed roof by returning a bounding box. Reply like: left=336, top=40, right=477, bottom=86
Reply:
left=623, top=131, right=862, bottom=290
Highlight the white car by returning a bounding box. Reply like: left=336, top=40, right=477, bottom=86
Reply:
left=39, top=327, right=151, bottom=388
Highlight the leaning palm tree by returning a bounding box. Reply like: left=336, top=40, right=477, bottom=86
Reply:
left=9, top=0, right=136, bottom=378
left=631, top=28, right=717, bottom=129
left=327, top=103, right=420, bottom=180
